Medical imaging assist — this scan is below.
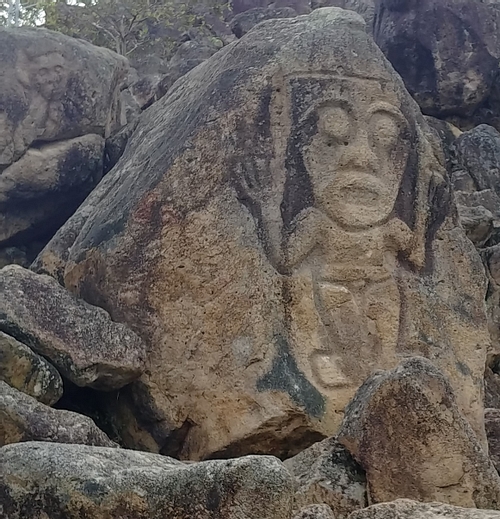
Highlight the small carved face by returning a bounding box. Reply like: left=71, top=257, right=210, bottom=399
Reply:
left=303, top=80, right=410, bottom=229
left=30, top=53, right=68, bottom=100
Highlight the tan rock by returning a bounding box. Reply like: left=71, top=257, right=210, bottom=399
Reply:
left=0, top=441, right=294, bottom=519
left=284, top=437, right=366, bottom=517
left=348, top=499, right=500, bottom=519
left=0, top=381, right=116, bottom=447
left=0, top=265, right=146, bottom=390
left=338, top=357, right=500, bottom=509
left=34, top=8, right=490, bottom=459
left=0, top=331, right=62, bottom=405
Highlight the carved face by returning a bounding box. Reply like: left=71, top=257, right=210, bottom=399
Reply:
left=30, top=53, right=68, bottom=100
left=301, top=78, right=410, bottom=229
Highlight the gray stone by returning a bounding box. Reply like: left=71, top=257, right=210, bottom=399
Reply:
left=0, top=381, right=116, bottom=447
left=486, top=408, right=500, bottom=473
left=0, top=441, right=294, bottom=519
left=230, top=6, right=298, bottom=38
left=0, top=265, right=146, bottom=390
left=0, top=331, right=62, bottom=405
left=293, top=504, right=336, bottom=519
left=284, top=437, right=366, bottom=517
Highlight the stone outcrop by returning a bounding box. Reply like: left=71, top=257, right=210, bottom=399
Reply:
left=0, top=265, right=146, bottom=390
left=0, top=381, right=116, bottom=447
left=338, top=357, right=500, bottom=509
left=348, top=499, right=500, bottom=519
left=33, top=7, right=491, bottom=460
left=284, top=437, right=366, bottom=517
left=311, top=0, right=374, bottom=28
left=0, top=27, right=127, bottom=260
left=0, top=331, right=62, bottom=405
left=372, top=0, right=500, bottom=130
left=0, top=441, right=294, bottom=519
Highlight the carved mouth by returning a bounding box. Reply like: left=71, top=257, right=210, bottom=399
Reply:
left=330, top=171, right=390, bottom=207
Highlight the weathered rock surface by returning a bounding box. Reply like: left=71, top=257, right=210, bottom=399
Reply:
left=0, top=331, right=62, bottom=405
left=284, top=437, right=366, bottom=517
left=338, top=357, right=500, bottom=509
left=0, top=441, right=294, bottom=519
left=0, top=27, right=127, bottom=260
left=348, top=499, right=500, bottom=519
left=486, top=408, right=500, bottom=473
left=0, top=381, right=115, bottom=447
left=293, top=504, right=336, bottom=519
left=230, top=6, right=298, bottom=38
left=373, top=0, right=500, bottom=130
left=0, top=134, right=105, bottom=248
left=0, top=27, right=127, bottom=166
left=35, top=8, right=490, bottom=459
left=311, top=0, right=374, bottom=28
left=0, top=265, right=146, bottom=390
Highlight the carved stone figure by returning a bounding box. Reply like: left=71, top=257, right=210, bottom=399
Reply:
left=35, top=9, right=490, bottom=459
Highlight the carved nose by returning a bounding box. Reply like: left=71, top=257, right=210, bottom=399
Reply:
left=337, top=131, right=378, bottom=173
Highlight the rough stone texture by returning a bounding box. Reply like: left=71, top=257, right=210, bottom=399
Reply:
left=0, top=265, right=146, bottom=390
left=372, top=0, right=500, bottom=130
left=0, top=381, right=116, bottom=447
left=155, top=40, right=220, bottom=100
left=486, top=408, right=500, bottom=473
left=0, top=441, right=294, bottom=519
left=230, top=6, right=298, bottom=38
left=0, top=27, right=127, bottom=260
left=0, top=134, right=105, bottom=248
left=284, top=437, right=366, bottom=517
left=34, top=8, right=490, bottom=460
left=338, top=357, right=500, bottom=509
left=0, top=331, right=62, bottom=406
left=293, top=504, right=336, bottom=519
left=348, top=499, right=500, bottom=519
left=104, top=119, right=139, bottom=174
left=311, top=0, right=374, bottom=29
left=0, top=27, right=127, bottom=166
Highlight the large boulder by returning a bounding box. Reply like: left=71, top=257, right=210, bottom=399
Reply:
left=230, top=6, right=298, bottom=38
left=311, top=0, right=374, bottom=29
left=338, top=357, right=500, bottom=509
left=0, top=27, right=127, bottom=259
left=0, top=265, right=146, bottom=390
left=0, top=441, right=294, bottom=519
left=372, top=0, right=500, bottom=130
left=0, top=331, right=62, bottom=406
left=34, top=8, right=490, bottom=460
left=284, top=437, right=366, bottom=517
left=348, top=499, right=500, bottom=519
left=0, top=381, right=116, bottom=447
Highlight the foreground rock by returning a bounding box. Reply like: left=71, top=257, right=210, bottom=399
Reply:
left=0, top=331, right=62, bottom=405
left=348, top=499, right=500, bottom=519
left=0, top=265, right=145, bottom=390
left=35, top=8, right=490, bottom=459
left=284, top=437, right=366, bottom=517
left=338, top=357, right=500, bottom=509
left=0, top=381, right=115, bottom=447
left=0, top=442, right=294, bottom=519
left=373, top=0, right=500, bottom=130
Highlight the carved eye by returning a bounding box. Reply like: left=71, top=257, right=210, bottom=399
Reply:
left=369, top=112, right=401, bottom=148
left=318, top=105, right=352, bottom=145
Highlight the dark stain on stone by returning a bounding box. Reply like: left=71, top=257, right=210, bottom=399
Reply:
left=206, top=486, right=221, bottom=511
left=257, top=334, right=325, bottom=418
